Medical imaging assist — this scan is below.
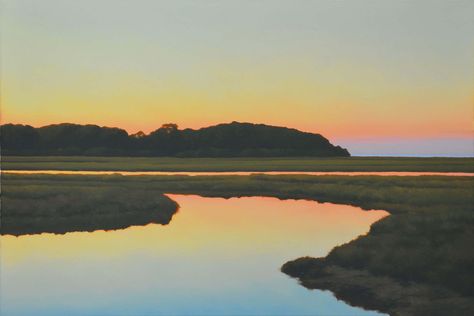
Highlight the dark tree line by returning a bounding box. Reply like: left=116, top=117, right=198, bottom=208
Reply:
left=0, top=122, right=350, bottom=157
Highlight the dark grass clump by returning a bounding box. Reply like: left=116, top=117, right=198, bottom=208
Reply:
left=1, top=183, right=178, bottom=235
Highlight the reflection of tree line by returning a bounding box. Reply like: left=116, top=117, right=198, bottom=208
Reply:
left=0, top=122, right=349, bottom=157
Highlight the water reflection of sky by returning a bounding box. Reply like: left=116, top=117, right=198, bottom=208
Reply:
left=1, top=195, right=388, bottom=316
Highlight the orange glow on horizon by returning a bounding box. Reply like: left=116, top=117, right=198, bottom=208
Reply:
left=2, top=0, right=473, bottom=144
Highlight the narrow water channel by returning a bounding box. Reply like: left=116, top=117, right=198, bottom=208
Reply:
left=1, top=195, right=388, bottom=316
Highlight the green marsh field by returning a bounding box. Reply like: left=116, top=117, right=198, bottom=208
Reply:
left=3, top=156, right=474, bottom=172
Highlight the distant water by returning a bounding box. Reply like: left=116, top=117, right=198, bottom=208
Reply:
left=1, top=195, right=388, bottom=316
left=4, top=170, right=474, bottom=176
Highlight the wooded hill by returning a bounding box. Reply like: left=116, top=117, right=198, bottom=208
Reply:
left=1, top=122, right=350, bottom=157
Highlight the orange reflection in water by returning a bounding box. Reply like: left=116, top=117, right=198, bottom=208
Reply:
left=1, top=195, right=388, bottom=267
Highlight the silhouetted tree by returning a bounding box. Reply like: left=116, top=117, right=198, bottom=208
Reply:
left=1, top=122, right=350, bottom=157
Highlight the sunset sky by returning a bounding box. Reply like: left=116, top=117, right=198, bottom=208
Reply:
left=1, top=0, right=473, bottom=156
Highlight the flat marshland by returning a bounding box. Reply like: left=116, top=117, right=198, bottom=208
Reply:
left=2, top=171, right=473, bottom=315
left=3, top=156, right=474, bottom=172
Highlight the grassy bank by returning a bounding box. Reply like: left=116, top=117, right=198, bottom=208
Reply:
left=2, top=173, right=473, bottom=315
left=3, top=156, right=474, bottom=172
left=1, top=179, right=178, bottom=235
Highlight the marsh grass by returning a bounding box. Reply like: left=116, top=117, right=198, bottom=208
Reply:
left=2, top=173, right=473, bottom=315
left=1, top=180, right=178, bottom=235
left=3, top=156, right=474, bottom=172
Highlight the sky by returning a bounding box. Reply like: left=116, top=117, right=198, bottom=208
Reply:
left=1, top=0, right=473, bottom=156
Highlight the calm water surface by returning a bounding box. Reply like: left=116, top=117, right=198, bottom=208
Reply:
left=1, top=195, right=388, bottom=316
